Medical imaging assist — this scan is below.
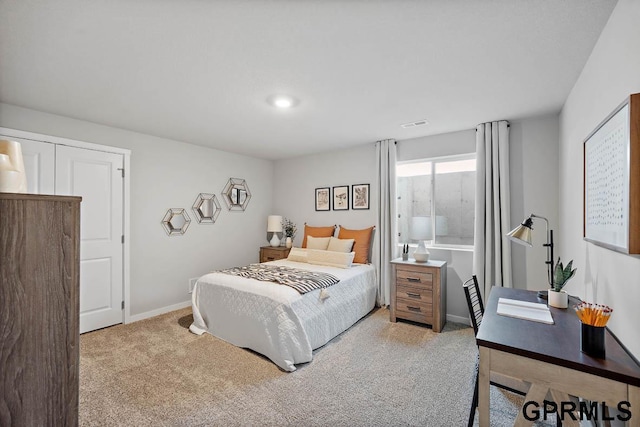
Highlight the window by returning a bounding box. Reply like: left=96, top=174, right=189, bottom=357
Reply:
left=396, top=154, right=476, bottom=248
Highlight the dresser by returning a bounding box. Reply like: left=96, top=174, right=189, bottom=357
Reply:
left=0, top=193, right=81, bottom=426
left=390, top=258, right=447, bottom=332
left=259, top=245, right=291, bottom=262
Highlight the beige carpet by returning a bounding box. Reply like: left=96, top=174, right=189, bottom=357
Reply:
left=79, top=307, right=532, bottom=426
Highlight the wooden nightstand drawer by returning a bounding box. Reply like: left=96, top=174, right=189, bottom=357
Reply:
left=396, top=283, right=432, bottom=302
left=259, top=246, right=291, bottom=263
left=396, top=299, right=433, bottom=323
left=390, top=259, right=447, bottom=332
left=396, top=269, right=433, bottom=289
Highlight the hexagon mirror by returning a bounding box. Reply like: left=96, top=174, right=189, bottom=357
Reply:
left=222, top=178, right=251, bottom=211
left=161, top=208, right=191, bottom=235
left=192, top=193, right=221, bottom=224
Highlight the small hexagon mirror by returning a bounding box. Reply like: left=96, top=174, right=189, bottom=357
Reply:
left=161, top=208, right=191, bottom=235
left=192, top=193, right=221, bottom=224
left=222, top=178, right=251, bottom=211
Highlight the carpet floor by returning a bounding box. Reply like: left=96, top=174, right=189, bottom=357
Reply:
left=79, top=307, right=545, bottom=426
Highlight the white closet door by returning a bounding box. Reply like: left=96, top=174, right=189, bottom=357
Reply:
left=0, top=137, right=55, bottom=194
left=56, top=145, right=124, bottom=333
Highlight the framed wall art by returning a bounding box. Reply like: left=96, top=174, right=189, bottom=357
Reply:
left=315, top=187, right=330, bottom=211
left=583, top=93, right=640, bottom=254
left=332, top=185, right=349, bottom=211
left=352, top=184, right=370, bottom=210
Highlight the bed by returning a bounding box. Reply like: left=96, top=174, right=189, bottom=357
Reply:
left=189, top=254, right=377, bottom=372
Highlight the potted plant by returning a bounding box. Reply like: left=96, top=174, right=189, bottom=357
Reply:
left=282, top=218, right=297, bottom=248
left=549, top=257, right=576, bottom=308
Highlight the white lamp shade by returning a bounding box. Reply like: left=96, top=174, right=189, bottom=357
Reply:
left=410, top=217, right=432, bottom=240
left=0, top=140, right=27, bottom=193
left=267, top=215, right=283, bottom=233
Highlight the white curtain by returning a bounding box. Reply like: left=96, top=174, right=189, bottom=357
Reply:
left=374, top=139, right=397, bottom=306
left=473, top=121, right=512, bottom=299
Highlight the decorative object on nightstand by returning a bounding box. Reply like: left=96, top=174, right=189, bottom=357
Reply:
left=282, top=217, right=297, bottom=248
left=390, top=258, right=447, bottom=332
left=260, top=246, right=291, bottom=263
left=267, top=215, right=283, bottom=247
left=410, top=216, right=431, bottom=262
left=507, top=213, right=554, bottom=299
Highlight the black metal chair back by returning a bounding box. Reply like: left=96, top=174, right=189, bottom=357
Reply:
left=463, top=275, right=484, bottom=336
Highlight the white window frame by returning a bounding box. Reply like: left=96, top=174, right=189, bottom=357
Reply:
left=397, top=153, right=476, bottom=252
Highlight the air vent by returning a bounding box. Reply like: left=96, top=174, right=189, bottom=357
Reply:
left=401, top=120, right=429, bottom=129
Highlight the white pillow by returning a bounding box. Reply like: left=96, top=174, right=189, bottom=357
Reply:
left=287, top=247, right=308, bottom=263
left=306, top=236, right=331, bottom=250
left=327, top=236, right=355, bottom=253
left=307, top=249, right=355, bottom=269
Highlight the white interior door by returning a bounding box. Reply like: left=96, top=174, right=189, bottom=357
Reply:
left=56, top=145, right=124, bottom=333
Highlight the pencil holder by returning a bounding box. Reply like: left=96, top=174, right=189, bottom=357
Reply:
left=581, top=323, right=605, bottom=359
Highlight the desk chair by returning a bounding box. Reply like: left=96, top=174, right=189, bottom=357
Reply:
left=463, top=276, right=529, bottom=427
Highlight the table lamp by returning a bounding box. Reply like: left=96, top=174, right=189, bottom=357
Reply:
left=507, top=213, right=554, bottom=298
left=411, top=216, right=432, bottom=262
left=267, top=215, right=283, bottom=247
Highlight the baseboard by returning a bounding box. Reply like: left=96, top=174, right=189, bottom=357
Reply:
left=127, top=300, right=191, bottom=324
left=447, top=313, right=471, bottom=326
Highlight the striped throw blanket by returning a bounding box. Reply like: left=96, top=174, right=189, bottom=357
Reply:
left=216, top=264, right=340, bottom=294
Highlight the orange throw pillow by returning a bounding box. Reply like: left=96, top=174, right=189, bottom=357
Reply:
left=301, top=224, right=336, bottom=248
left=337, top=226, right=374, bottom=264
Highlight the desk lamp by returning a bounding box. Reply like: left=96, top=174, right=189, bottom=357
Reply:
left=506, top=213, right=554, bottom=298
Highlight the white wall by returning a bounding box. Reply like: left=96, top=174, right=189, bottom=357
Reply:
left=0, top=103, right=274, bottom=318
left=273, top=143, right=378, bottom=247
left=509, top=114, right=560, bottom=292
left=559, top=0, right=640, bottom=359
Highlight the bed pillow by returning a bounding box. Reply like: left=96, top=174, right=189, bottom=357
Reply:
left=301, top=224, right=336, bottom=248
left=307, top=249, right=355, bottom=269
left=287, top=247, right=308, bottom=263
left=326, top=236, right=355, bottom=253
left=337, top=226, right=374, bottom=264
left=306, top=236, right=331, bottom=250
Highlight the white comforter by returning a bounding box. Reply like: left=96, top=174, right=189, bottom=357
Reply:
left=189, top=259, right=377, bottom=371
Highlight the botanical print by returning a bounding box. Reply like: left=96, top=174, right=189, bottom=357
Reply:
left=315, top=187, right=330, bottom=211
left=333, top=186, right=349, bottom=210
left=352, top=184, right=369, bottom=210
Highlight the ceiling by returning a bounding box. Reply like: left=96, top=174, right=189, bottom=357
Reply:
left=0, top=0, right=617, bottom=160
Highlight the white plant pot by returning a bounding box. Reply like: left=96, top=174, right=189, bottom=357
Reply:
left=285, top=237, right=292, bottom=248
left=548, top=289, right=568, bottom=309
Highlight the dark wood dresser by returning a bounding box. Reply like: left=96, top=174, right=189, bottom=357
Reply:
left=0, top=193, right=81, bottom=426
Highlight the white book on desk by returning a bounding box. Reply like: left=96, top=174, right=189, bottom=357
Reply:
left=497, top=298, right=554, bottom=324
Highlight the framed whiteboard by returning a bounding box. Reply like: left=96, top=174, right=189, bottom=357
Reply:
left=583, top=93, right=640, bottom=254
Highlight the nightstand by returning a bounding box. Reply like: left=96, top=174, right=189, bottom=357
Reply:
left=390, top=258, right=447, bottom=332
left=259, top=246, right=291, bottom=263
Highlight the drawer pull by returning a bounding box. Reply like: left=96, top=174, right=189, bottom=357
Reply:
left=406, top=292, right=421, bottom=298
left=407, top=306, right=422, bottom=312
left=407, top=277, right=421, bottom=283
left=267, top=257, right=275, bottom=261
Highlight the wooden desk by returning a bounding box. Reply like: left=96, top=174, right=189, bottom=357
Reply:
left=476, top=287, right=640, bottom=426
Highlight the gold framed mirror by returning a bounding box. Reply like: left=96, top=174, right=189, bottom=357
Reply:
left=161, top=208, right=191, bottom=235
left=192, top=193, right=221, bottom=224
left=222, top=178, right=251, bottom=211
